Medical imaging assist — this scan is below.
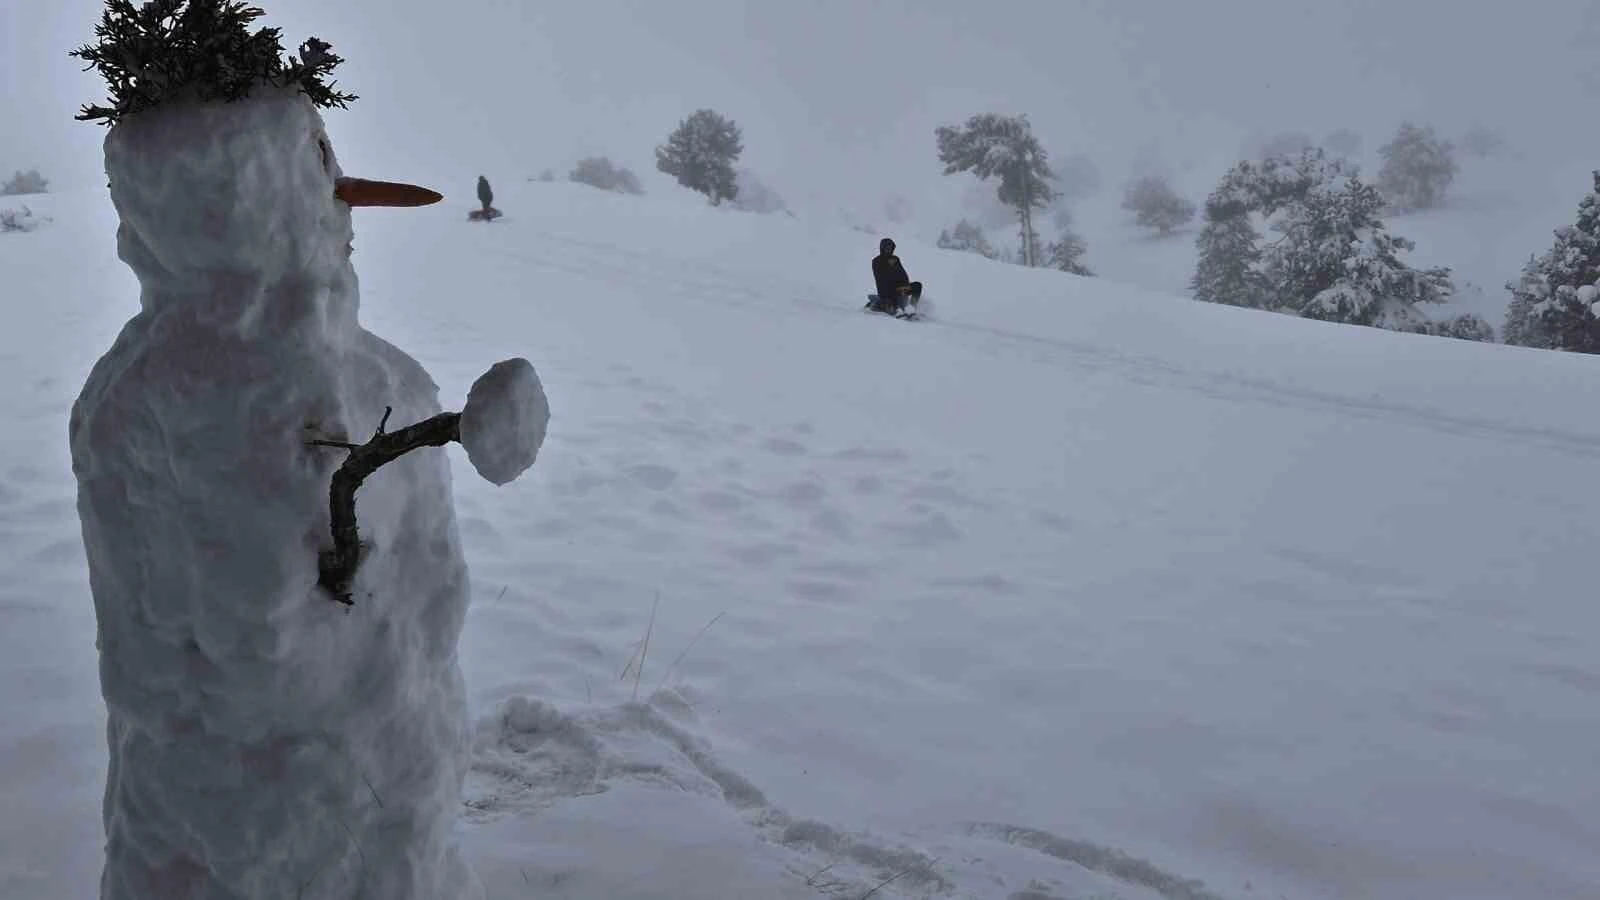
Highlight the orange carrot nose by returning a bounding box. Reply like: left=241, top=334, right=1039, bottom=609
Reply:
left=334, top=177, right=443, bottom=208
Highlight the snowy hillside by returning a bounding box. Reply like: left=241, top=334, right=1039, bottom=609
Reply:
left=3, top=180, right=1598, bottom=899
left=924, top=151, right=1597, bottom=331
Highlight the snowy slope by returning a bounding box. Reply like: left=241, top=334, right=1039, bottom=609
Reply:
left=937, top=151, right=1596, bottom=331
left=3, top=181, right=1599, bottom=900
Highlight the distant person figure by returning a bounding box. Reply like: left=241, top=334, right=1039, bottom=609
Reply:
left=871, top=237, right=921, bottom=316
left=476, top=175, right=494, bottom=213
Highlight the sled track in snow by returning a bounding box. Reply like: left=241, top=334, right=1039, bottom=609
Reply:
left=486, top=227, right=1600, bottom=462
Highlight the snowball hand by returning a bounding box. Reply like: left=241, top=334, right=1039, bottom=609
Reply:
left=311, top=358, right=549, bottom=603
left=460, top=358, right=551, bottom=486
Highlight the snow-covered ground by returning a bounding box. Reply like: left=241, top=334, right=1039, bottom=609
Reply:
left=3, top=180, right=1598, bottom=899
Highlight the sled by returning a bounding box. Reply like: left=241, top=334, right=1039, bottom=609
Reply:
left=467, top=206, right=504, bottom=222
left=865, top=293, right=920, bottom=320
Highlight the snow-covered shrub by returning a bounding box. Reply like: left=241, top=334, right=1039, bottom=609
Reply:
left=0, top=206, right=47, bottom=232
left=1121, top=175, right=1197, bottom=236
left=655, top=108, right=742, bottom=205
left=937, top=219, right=998, bottom=259
left=1191, top=148, right=1453, bottom=329
left=1377, top=122, right=1458, bottom=211
left=569, top=156, right=643, bottom=194
left=1, top=168, right=48, bottom=195
left=1503, top=171, right=1600, bottom=353
left=1422, top=313, right=1496, bottom=342
left=730, top=168, right=787, bottom=214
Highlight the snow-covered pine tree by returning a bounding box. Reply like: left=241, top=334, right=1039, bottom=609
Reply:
left=937, top=218, right=999, bottom=259
left=1042, top=204, right=1092, bottom=275
left=1191, top=197, right=1266, bottom=307
left=655, top=109, right=742, bottom=205
left=1121, top=175, right=1197, bottom=236
left=1424, top=313, right=1496, bottom=342
left=1376, top=122, right=1458, bottom=211
left=1046, top=232, right=1093, bottom=276
left=935, top=113, right=1056, bottom=267
left=1503, top=171, right=1600, bottom=353
left=1192, top=148, right=1450, bottom=328
left=1264, top=173, right=1453, bottom=326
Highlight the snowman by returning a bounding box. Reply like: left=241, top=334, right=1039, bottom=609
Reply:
left=67, top=4, right=548, bottom=898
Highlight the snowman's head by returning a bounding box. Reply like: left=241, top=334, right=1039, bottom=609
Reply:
left=104, top=88, right=439, bottom=312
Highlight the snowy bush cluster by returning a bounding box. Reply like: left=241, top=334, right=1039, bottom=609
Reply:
left=937, top=219, right=999, bottom=259
left=569, top=156, right=644, bottom=195
left=1192, top=148, right=1458, bottom=334
left=0, top=206, right=48, bottom=233
left=1, top=168, right=48, bottom=195
left=730, top=169, right=788, bottom=215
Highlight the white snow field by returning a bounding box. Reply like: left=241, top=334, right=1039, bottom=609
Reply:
left=3, top=179, right=1598, bottom=899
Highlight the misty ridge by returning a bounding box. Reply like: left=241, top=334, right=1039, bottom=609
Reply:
left=7, top=1, right=1597, bottom=352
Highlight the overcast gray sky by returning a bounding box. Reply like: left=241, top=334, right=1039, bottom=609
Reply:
left=5, top=0, right=1598, bottom=216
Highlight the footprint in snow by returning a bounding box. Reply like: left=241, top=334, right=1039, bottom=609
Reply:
left=625, top=463, right=679, bottom=491
left=886, top=511, right=963, bottom=546
left=852, top=475, right=885, bottom=496
left=787, top=578, right=854, bottom=604
left=833, top=446, right=909, bottom=464
left=808, top=509, right=855, bottom=540
left=466, top=696, right=952, bottom=898
left=776, top=479, right=826, bottom=505
left=696, top=488, right=748, bottom=513
left=761, top=436, right=808, bottom=457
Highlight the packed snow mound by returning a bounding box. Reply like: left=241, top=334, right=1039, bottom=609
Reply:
left=103, top=87, right=356, bottom=323
left=460, top=358, right=549, bottom=485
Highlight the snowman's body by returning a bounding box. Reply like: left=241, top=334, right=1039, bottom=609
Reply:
left=70, top=89, right=480, bottom=900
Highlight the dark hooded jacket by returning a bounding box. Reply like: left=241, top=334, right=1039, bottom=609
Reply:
left=872, top=239, right=910, bottom=299
left=476, top=175, right=494, bottom=210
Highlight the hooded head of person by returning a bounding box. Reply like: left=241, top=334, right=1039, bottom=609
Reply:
left=879, top=237, right=896, bottom=256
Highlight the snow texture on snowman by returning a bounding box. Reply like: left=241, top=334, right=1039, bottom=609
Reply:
left=67, top=4, right=548, bottom=898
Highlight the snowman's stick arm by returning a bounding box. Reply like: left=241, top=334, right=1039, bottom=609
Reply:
left=316, top=408, right=463, bottom=604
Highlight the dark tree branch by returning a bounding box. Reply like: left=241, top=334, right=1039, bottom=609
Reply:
left=306, top=408, right=462, bottom=605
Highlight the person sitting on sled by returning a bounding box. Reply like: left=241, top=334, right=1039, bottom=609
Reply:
left=872, top=238, right=922, bottom=315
